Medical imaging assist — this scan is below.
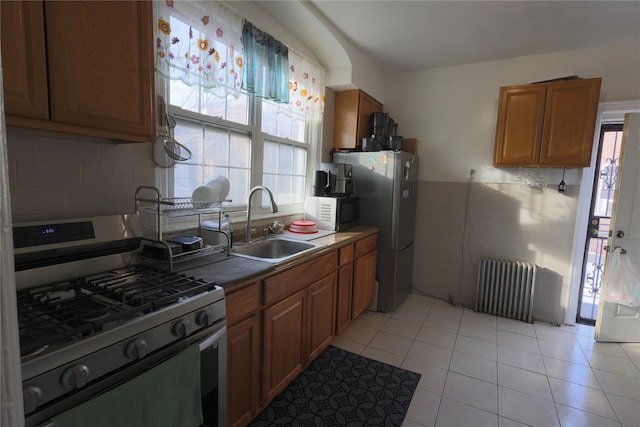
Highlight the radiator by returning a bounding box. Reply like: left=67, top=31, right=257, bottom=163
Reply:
left=475, top=257, right=537, bottom=323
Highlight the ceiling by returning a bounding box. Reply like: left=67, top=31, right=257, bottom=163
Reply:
left=258, top=1, right=640, bottom=74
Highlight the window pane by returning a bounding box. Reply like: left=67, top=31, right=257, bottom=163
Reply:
left=263, top=141, right=278, bottom=174
left=262, top=140, right=307, bottom=205
left=173, top=118, right=251, bottom=200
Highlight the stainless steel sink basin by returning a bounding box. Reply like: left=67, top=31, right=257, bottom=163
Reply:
left=231, top=238, right=323, bottom=263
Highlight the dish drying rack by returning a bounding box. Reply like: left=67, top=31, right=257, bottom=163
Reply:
left=135, top=186, right=233, bottom=271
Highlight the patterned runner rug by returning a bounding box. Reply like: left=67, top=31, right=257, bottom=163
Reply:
left=250, top=345, right=421, bottom=426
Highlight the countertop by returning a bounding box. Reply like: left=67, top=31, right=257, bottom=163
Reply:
left=176, top=225, right=378, bottom=295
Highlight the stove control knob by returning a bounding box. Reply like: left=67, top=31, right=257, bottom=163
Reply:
left=23, top=385, right=43, bottom=414
left=173, top=318, right=192, bottom=338
left=61, top=364, right=90, bottom=389
left=196, top=308, right=214, bottom=327
left=125, top=338, right=148, bottom=360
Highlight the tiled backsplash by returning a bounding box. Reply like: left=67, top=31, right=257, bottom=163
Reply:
left=413, top=180, right=579, bottom=323
left=7, top=131, right=155, bottom=222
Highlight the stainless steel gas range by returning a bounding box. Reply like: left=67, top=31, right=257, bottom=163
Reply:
left=13, top=214, right=226, bottom=427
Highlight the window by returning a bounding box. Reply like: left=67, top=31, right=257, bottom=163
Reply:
left=155, top=1, right=325, bottom=214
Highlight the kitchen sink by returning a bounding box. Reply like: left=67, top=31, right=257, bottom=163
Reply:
left=230, top=237, right=323, bottom=264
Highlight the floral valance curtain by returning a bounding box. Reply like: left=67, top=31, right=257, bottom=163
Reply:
left=241, top=20, right=290, bottom=103
left=288, top=50, right=326, bottom=124
left=154, top=0, right=244, bottom=97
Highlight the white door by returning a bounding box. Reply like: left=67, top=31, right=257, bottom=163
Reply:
left=595, top=113, right=640, bottom=342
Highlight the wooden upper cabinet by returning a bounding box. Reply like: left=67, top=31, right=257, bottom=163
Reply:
left=493, top=78, right=601, bottom=167
left=2, top=1, right=155, bottom=143
left=1, top=1, right=49, bottom=120
left=333, top=89, right=383, bottom=149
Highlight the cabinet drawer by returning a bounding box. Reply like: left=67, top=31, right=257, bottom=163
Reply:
left=339, top=244, right=354, bottom=266
left=227, top=282, right=261, bottom=326
left=355, top=234, right=377, bottom=258
left=264, top=251, right=338, bottom=307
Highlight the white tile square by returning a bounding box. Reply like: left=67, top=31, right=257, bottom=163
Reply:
left=455, top=335, right=498, bottom=361
left=548, top=377, right=618, bottom=420
left=586, top=352, right=640, bottom=378
left=606, top=392, right=640, bottom=427
left=497, top=317, right=536, bottom=337
left=415, top=325, right=457, bottom=350
left=498, top=387, right=560, bottom=427
left=458, top=322, right=498, bottom=343
left=497, top=416, right=530, bottom=426
left=538, top=338, right=589, bottom=366
left=393, top=305, right=429, bottom=325
left=497, top=330, right=540, bottom=353
left=462, top=309, right=498, bottom=329
left=498, top=345, right=546, bottom=374
left=368, top=330, right=413, bottom=357
left=435, top=397, right=499, bottom=427
left=402, top=358, right=448, bottom=396
left=584, top=342, right=630, bottom=359
left=497, top=363, right=552, bottom=400
left=423, top=314, right=460, bottom=334
left=430, top=299, right=464, bottom=321
left=331, top=336, right=365, bottom=355
left=406, top=341, right=453, bottom=370
left=443, top=371, right=497, bottom=413
left=534, top=323, right=579, bottom=344
left=405, top=388, right=441, bottom=427
left=593, top=369, right=640, bottom=401
left=361, top=346, right=404, bottom=367
left=382, top=317, right=421, bottom=340
left=542, top=356, right=600, bottom=389
left=555, top=403, right=622, bottom=427
left=450, top=351, right=497, bottom=384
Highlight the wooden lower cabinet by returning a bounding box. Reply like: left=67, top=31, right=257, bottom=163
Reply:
left=307, top=274, right=337, bottom=361
left=263, top=289, right=306, bottom=403
left=352, top=250, right=377, bottom=318
left=227, top=315, right=261, bottom=427
left=226, top=282, right=261, bottom=427
left=336, top=263, right=354, bottom=334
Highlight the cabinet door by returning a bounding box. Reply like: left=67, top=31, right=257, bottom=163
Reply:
left=307, top=273, right=337, bottom=361
left=493, top=85, right=546, bottom=167
left=44, top=1, right=154, bottom=139
left=539, top=78, right=601, bottom=167
left=336, top=263, right=354, bottom=335
left=333, top=89, right=383, bottom=149
left=352, top=250, right=377, bottom=319
left=227, top=315, right=261, bottom=427
left=1, top=1, right=49, bottom=120
left=263, top=289, right=305, bottom=403
left=356, top=91, right=383, bottom=148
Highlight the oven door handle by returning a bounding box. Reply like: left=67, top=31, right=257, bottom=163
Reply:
left=199, top=324, right=226, bottom=350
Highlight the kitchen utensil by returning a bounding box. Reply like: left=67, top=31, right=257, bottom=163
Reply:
left=269, top=220, right=284, bottom=234
left=153, top=97, right=192, bottom=168
left=289, top=220, right=318, bottom=234
left=191, top=185, right=218, bottom=208
left=167, top=235, right=204, bottom=252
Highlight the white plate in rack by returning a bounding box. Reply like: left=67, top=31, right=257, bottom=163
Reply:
left=281, top=229, right=336, bottom=241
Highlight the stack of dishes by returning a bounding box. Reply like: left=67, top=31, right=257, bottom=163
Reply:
left=191, top=176, right=231, bottom=208
left=288, top=220, right=318, bottom=234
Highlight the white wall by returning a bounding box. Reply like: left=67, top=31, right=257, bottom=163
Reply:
left=384, top=42, right=640, bottom=184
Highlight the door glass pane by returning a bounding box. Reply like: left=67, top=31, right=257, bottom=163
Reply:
left=577, top=126, right=623, bottom=323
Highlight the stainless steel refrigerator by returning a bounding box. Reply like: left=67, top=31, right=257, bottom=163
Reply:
left=333, top=150, right=419, bottom=312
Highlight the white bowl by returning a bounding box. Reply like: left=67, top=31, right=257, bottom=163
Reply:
left=191, top=185, right=218, bottom=208
left=205, top=176, right=230, bottom=202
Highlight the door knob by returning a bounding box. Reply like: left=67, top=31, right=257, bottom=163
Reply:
left=616, top=230, right=625, bottom=238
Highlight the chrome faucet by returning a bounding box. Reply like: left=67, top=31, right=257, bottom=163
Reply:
left=245, top=186, right=278, bottom=242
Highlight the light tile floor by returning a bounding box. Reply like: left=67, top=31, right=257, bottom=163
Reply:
left=333, top=292, right=640, bottom=427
